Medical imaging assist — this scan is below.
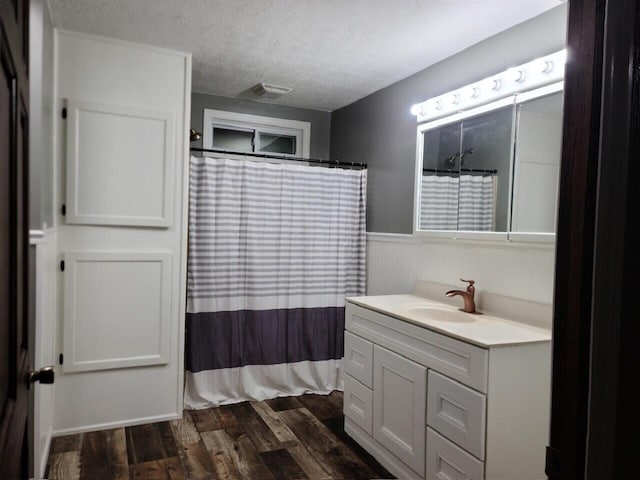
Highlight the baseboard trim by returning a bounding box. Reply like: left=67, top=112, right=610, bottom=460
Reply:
left=51, top=412, right=181, bottom=437
left=344, top=417, right=422, bottom=480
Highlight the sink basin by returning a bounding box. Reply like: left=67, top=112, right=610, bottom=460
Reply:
left=400, top=305, right=476, bottom=323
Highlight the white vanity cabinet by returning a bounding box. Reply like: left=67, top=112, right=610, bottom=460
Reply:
left=343, top=299, right=551, bottom=480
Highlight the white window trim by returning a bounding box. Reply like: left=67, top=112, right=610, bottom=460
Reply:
left=202, top=108, right=311, bottom=158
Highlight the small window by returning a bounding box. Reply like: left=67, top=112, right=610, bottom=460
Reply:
left=212, top=126, right=254, bottom=151
left=203, top=109, right=311, bottom=158
left=257, top=132, right=297, bottom=155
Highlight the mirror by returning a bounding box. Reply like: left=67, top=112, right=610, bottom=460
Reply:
left=419, top=106, right=513, bottom=232
left=511, top=92, right=563, bottom=234
left=415, top=87, right=564, bottom=242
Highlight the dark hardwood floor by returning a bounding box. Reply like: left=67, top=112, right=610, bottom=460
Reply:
left=46, top=391, right=394, bottom=480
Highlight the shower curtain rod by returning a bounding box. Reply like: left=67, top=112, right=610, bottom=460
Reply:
left=190, top=147, right=367, bottom=169
left=423, top=167, right=497, bottom=174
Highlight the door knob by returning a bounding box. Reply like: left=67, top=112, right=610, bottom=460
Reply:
left=28, top=366, right=55, bottom=386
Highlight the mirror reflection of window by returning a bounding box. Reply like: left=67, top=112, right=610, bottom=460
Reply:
left=510, top=92, right=564, bottom=233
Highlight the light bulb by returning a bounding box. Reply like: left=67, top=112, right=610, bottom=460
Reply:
left=427, top=99, right=442, bottom=111
left=410, top=104, right=423, bottom=116
left=508, top=68, right=526, bottom=83
left=534, top=59, right=554, bottom=74
left=486, top=78, right=502, bottom=91
left=449, top=93, right=460, bottom=106
left=466, top=86, right=480, bottom=99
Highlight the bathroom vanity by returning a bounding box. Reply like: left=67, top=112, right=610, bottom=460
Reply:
left=343, top=294, right=551, bottom=480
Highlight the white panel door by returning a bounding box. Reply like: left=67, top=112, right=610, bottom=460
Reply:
left=54, top=31, right=190, bottom=433
left=66, top=99, right=175, bottom=227
left=62, top=251, right=172, bottom=372
left=373, top=345, right=427, bottom=476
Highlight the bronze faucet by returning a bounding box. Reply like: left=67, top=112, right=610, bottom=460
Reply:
left=446, top=279, right=478, bottom=313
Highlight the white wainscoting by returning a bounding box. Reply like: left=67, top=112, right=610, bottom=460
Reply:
left=62, top=251, right=172, bottom=372
left=31, top=228, right=57, bottom=479
left=65, top=100, right=175, bottom=227
left=366, top=233, right=555, bottom=315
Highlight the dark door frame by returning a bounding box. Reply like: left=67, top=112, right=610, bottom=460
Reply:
left=585, top=0, right=640, bottom=477
left=0, top=1, right=30, bottom=478
left=548, top=0, right=639, bottom=478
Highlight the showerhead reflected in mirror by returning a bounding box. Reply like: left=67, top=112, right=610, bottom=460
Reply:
left=419, top=106, right=514, bottom=233
left=415, top=85, right=564, bottom=242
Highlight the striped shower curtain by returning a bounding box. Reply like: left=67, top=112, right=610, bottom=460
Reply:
left=458, top=174, right=496, bottom=231
left=185, top=156, right=367, bottom=408
left=420, top=175, right=459, bottom=230
left=420, top=174, right=496, bottom=231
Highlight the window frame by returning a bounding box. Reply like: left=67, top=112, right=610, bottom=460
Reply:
left=202, top=108, right=311, bottom=158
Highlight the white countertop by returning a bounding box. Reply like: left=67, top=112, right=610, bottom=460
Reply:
left=347, top=294, right=552, bottom=348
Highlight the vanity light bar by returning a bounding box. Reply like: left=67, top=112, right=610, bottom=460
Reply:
left=410, top=49, right=567, bottom=123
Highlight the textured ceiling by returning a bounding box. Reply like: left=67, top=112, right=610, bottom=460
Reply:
left=49, top=0, right=562, bottom=111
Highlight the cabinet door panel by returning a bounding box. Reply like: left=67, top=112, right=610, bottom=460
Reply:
left=373, top=345, right=427, bottom=476
left=427, top=427, right=484, bottom=480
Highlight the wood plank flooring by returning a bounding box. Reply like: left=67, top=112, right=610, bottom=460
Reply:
left=46, top=391, right=394, bottom=480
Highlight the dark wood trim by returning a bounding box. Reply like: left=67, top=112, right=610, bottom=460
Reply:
left=550, top=0, right=640, bottom=477
left=586, top=0, right=640, bottom=477
left=0, top=1, right=30, bottom=477
left=547, top=0, right=605, bottom=478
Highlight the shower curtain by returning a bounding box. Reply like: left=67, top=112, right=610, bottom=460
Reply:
left=420, top=175, right=459, bottom=230
left=185, top=156, right=367, bottom=408
left=421, top=174, right=496, bottom=230
left=458, top=174, right=496, bottom=231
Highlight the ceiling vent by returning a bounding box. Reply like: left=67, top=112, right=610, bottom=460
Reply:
left=252, top=83, right=293, bottom=99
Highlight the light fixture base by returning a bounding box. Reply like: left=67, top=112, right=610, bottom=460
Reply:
left=410, top=49, right=566, bottom=123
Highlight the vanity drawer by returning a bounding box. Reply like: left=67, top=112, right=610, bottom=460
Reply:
left=346, top=303, right=488, bottom=392
left=344, top=331, right=373, bottom=388
left=427, top=427, right=484, bottom=480
left=343, top=374, right=373, bottom=435
left=427, top=370, right=487, bottom=459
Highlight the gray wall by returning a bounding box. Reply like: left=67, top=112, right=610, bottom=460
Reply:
left=191, top=93, right=332, bottom=159
left=29, top=0, right=55, bottom=230
left=330, top=5, right=568, bottom=233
